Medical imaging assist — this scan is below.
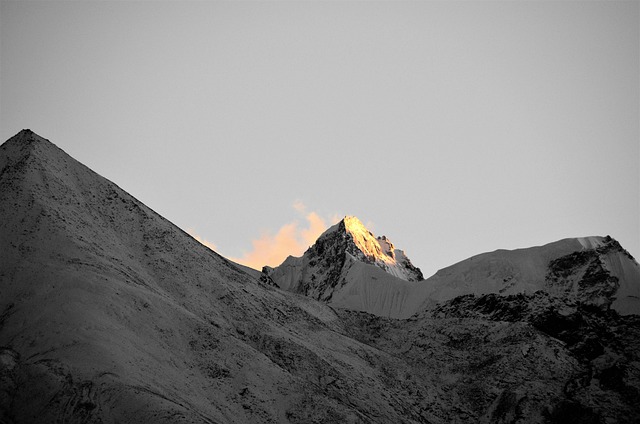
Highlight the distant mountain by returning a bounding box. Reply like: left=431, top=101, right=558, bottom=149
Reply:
left=419, top=235, right=640, bottom=315
left=264, top=220, right=640, bottom=319
left=1, top=130, right=639, bottom=424
left=262, top=216, right=424, bottom=317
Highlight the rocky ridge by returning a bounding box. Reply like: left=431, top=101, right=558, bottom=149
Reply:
left=264, top=217, right=640, bottom=319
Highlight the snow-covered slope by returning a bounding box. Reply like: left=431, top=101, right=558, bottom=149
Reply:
left=416, top=236, right=640, bottom=315
left=267, top=215, right=640, bottom=318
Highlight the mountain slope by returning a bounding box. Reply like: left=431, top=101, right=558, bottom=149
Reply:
left=1, top=130, right=638, bottom=423
left=343, top=292, right=640, bottom=424
left=0, top=130, right=424, bottom=423
left=417, top=236, right=640, bottom=314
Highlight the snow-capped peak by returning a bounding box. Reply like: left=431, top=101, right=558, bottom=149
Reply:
left=342, top=216, right=387, bottom=261
left=262, top=215, right=424, bottom=307
left=319, top=216, right=423, bottom=282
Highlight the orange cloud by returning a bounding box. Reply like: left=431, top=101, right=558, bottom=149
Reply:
left=186, top=228, right=218, bottom=251
left=229, top=203, right=337, bottom=270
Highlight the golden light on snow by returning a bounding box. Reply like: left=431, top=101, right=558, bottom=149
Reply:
left=343, top=216, right=397, bottom=266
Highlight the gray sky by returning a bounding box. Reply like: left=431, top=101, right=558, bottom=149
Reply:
left=1, top=0, right=638, bottom=277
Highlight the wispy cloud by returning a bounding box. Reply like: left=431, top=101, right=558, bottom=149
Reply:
left=229, top=202, right=339, bottom=270
left=186, top=228, right=218, bottom=251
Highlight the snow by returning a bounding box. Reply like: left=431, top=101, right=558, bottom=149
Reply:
left=329, top=254, right=418, bottom=318
left=341, top=216, right=422, bottom=282
left=416, top=237, right=640, bottom=315
left=577, top=236, right=606, bottom=250
left=269, top=215, right=640, bottom=318
left=602, top=249, right=640, bottom=315
left=266, top=255, right=306, bottom=292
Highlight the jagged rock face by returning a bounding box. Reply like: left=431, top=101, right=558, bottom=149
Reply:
left=264, top=216, right=423, bottom=304
left=340, top=296, right=640, bottom=424
left=427, top=236, right=638, bottom=316
left=544, top=236, right=637, bottom=312
left=430, top=292, right=640, bottom=423
left=336, top=217, right=424, bottom=282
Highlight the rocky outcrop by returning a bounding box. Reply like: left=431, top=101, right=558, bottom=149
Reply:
left=338, top=298, right=640, bottom=424
left=430, top=291, right=640, bottom=423
left=545, top=236, right=638, bottom=312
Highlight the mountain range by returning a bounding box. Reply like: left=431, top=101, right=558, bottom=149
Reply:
left=264, top=216, right=639, bottom=319
left=1, top=130, right=639, bottom=423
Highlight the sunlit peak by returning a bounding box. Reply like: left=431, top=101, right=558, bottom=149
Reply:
left=342, top=216, right=394, bottom=265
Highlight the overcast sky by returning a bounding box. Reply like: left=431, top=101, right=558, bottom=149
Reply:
left=1, top=1, right=638, bottom=277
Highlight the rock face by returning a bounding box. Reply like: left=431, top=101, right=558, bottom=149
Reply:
left=263, top=216, right=425, bottom=317
left=1, top=130, right=639, bottom=423
left=419, top=236, right=640, bottom=316
left=430, top=292, right=640, bottom=423
left=333, top=217, right=424, bottom=282
left=339, top=289, right=640, bottom=424
left=544, top=237, right=639, bottom=314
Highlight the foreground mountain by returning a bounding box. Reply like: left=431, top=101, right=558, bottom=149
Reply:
left=266, top=219, right=640, bottom=318
left=1, top=130, right=639, bottom=423
left=0, top=130, right=402, bottom=423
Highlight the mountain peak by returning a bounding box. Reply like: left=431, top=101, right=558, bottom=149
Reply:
left=317, top=215, right=424, bottom=281
left=263, top=215, right=424, bottom=303
left=1, top=129, right=60, bottom=169
left=339, top=215, right=382, bottom=256
left=17, top=128, right=36, bottom=136
left=342, top=215, right=368, bottom=232
left=4, top=129, right=47, bottom=146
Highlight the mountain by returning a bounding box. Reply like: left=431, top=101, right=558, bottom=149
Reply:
left=266, top=219, right=640, bottom=318
left=0, top=130, right=411, bottom=423
left=1, top=130, right=639, bottom=423
left=418, top=236, right=640, bottom=314
left=345, top=292, right=640, bottom=424
left=262, top=216, right=424, bottom=318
